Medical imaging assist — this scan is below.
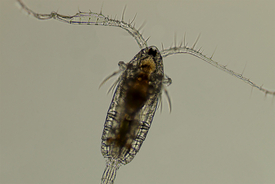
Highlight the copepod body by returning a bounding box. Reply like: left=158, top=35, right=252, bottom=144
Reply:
left=101, top=46, right=164, bottom=183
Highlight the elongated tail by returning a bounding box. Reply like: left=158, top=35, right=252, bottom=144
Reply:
left=101, top=159, right=121, bottom=184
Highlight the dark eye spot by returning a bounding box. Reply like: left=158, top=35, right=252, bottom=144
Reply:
left=148, top=48, right=157, bottom=57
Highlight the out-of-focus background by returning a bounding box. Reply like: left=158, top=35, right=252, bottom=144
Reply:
left=1, top=0, right=274, bottom=184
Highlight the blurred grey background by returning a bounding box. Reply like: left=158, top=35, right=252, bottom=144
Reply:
left=1, top=0, right=274, bottom=184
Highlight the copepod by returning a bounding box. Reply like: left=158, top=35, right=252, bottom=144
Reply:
left=16, top=1, right=275, bottom=184
left=100, top=46, right=168, bottom=183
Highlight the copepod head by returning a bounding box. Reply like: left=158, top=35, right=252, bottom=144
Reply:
left=130, top=46, right=164, bottom=77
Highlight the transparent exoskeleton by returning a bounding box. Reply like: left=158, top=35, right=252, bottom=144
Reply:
left=100, top=46, right=164, bottom=183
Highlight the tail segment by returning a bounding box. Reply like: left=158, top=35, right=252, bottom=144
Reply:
left=101, top=159, right=121, bottom=184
